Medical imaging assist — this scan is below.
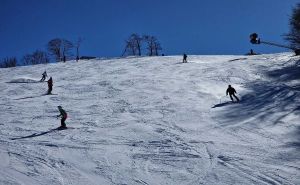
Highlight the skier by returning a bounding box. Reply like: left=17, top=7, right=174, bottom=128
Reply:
left=47, top=77, right=53, bottom=94
left=40, top=71, right=47, bottom=82
left=56, top=106, right=68, bottom=128
left=226, top=85, right=240, bottom=102
left=183, top=53, right=187, bottom=63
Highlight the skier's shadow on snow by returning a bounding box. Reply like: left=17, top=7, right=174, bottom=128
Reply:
left=10, top=127, right=62, bottom=140
left=212, top=102, right=234, bottom=108
left=13, top=95, right=43, bottom=100
left=228, top=58, right=247, bottom=62
left=6, top=79, right=46, bottom=83
left=6, top=81, right=41, bottom=84
left=175, top=62, right=188, bottom=65
left=13, top=94, right=57, bottom=100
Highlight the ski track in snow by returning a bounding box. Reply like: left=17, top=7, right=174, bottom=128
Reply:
left=0, top=53, right=299, bottom=184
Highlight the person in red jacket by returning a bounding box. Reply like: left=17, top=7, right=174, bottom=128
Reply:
left=57, top=106, right=68, bottom=128
left=47, top=77, right=53, bottom=94
left=226, top=85, right=240, bottom=102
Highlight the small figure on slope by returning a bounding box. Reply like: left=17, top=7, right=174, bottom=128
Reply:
left=226, top=85, right=240, bottom=102
left=57, top=106, right=68, bottom=128
left=183, top=53, right=187, bottom=63
left=40, top=71, right=47, bottom=82
left=47, top=77, right=53, bottom=95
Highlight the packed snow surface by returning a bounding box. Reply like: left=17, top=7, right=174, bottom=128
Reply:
left=0, top=53, right=299, bottom=184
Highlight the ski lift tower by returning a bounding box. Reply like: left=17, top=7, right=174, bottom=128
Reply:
left=249, top=33, right=300, bottom=55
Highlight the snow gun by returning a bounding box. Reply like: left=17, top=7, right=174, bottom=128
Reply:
left=249, top=33, right=300, bottom=55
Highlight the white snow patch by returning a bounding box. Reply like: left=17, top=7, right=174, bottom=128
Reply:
left=0, top=52, right=299, bottom=184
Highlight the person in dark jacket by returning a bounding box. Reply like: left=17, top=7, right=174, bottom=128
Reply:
left=183, top=53, right=187, bottom=63
left=47, top=77, right=53, bottom=94
left=226, top=85, right=240, bottom=102
left=40, top=71, right=47, bottom=82
left=57, top=106, right=68, bottom=128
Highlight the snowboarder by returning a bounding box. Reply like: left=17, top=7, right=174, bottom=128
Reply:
left=40, top=71, right=47, bottom=82
left=47, top=77, right=53, bottom=94
left=183, top=53, right=187, bottom=63
left=226, top=85, right=240, bottom=102
left=56, top=106, right=68, bottom=128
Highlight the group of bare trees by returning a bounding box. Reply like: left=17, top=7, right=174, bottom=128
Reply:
left=47, top=38, right=74, bottom=62
left=22, top=50, right=49, bottom=65
left=122, top=34, right=162, bottom=56
left=46, top=37, right=84, bottom=62
left=1, top=33, right=162, bottom=68
left=1, top=50, right=50, bottom=67
left=0, top=37, right=83, bottom=68
left=0, top=57, right=17, bottom=68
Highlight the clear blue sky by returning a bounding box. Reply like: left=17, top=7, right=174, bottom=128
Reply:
left=0, top=0, right=299, bottom=60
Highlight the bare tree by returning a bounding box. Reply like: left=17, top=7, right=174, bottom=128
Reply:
left=47, top=38, right=73, bottom=62
left=143, top=35, right=162, bottom=56
left=122, top=40, right=136, bottom=56
left=22, top=50, right=49, bottom=66
left=47, top=38, right=62, bottom=62
left=122, top=33, right=143, bottom=56
left=0, top=57, right=17, bottom=68
left=122, top=33, right=162, bottom=56
left=143, top=35, right=155, bottom=56
left=154, top=41, right=162, bottom=56
left=133, top=33, right=143, bottom=56
left=75, top=37, right=83, bottom=62
left=285, top=3, right=300, bottom=50
left=61, top=39, right=73, bottom=62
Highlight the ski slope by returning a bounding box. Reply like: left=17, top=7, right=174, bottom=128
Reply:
left=0, top=53, right=299, bottom=185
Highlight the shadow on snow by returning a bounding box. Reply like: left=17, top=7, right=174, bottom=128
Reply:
left=13, top=93, right=57, bottom=100
left=10, top=127, right=66, bottom=140
left=215, top=58, right=300, bottom=150
left=212, top=101, right=235, bottom=108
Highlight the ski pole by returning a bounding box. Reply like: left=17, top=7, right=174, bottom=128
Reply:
left=219, top=95, right=227, bottom=104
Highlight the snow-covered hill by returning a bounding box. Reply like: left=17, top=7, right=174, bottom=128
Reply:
left=0, top=53, right=299, bottom=185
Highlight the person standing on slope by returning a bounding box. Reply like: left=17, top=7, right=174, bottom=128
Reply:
left=40, top=71, right=47, bottom=82
left=226, top=85, right=240, bottom=102
left=47, top=77, right=53, bottom=94
left=57, top=106, right=68, bottom=128
left=183, top=53, right=187, bottom=63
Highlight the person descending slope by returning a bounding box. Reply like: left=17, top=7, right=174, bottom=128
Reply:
left=183, top=53, right=187, bottom=63
left=226, top=85, right=240, bottom=102
left=57, top=106, right=68, bottom=128
left=40, top=71, right=47, bottom=82
left=47, top=77, right=53, bottom=94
